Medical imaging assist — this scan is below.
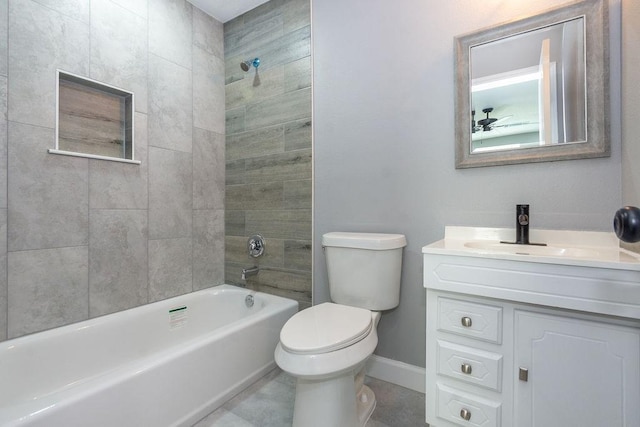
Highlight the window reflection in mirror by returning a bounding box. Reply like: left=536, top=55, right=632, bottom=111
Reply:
left=470, top=17, right=586, bottom=154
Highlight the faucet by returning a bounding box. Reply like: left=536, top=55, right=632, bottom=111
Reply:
left=241, top=266, right=259, bottom=280
left=516, top=204, right=530, bottom=244
left=501, top=204, right=547, bottom=246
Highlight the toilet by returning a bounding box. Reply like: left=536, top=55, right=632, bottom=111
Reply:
left=274, top=232, right=407, bottom=427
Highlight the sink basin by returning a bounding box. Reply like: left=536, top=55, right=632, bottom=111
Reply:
left=423, top=226, right=640, bottom=267
left=463, top=241, right=603, bottom=259
left=423, top=226, right=640, bottom=320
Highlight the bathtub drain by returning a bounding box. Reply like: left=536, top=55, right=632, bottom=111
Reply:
left=245, top=294, right=255, bottom=308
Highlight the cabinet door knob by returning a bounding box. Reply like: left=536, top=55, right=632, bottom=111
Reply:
left=461, top=363, right=473, bottom=375
left=461, top=316, right=472, bottom=327
left=460, top=408, right=472, bottom=421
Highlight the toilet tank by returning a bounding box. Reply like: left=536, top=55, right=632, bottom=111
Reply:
left=322, top=232, right=407, bottom=311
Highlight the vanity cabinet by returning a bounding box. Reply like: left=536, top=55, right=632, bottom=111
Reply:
left=426, top=290, right=640, bottom=427
left=423, top=227, right=640, bottom=427
left=514, top=310, right=640, bottom=427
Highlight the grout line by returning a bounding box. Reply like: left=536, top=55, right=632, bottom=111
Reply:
left=145, top=0, right=151, bottom=305
left=4, top=0, right=9, bottom=340
left=191, top=6, right=195, bottom=294
left=86, top=0, right=91, bottom=319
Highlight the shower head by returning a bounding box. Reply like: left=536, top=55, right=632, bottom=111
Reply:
left=240, top=58, right=260, bottom=72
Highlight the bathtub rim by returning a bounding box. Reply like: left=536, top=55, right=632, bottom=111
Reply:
left=0, top=284, right=295, bottom=350
left=0, top=284, right=299, bottom=426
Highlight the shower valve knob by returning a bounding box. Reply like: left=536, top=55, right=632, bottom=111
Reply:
left=247, top=235, right=265, bottom=258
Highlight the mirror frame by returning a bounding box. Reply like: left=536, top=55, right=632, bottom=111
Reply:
left=454, top=0, right=609, bottom=169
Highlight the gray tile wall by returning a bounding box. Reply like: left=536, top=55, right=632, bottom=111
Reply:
left=0, top=0, right=225, bottom=341
left=224, top=0, right=312, bottom=308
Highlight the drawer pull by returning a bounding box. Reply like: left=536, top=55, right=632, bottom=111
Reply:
left=461, top=316, right=472, bottom=327
left=461, top=363, right=472, bottom=375
left=460, top=408, right=472, bottom=421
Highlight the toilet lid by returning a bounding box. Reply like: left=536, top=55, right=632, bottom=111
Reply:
left=280, top=303, right=373, bottom=355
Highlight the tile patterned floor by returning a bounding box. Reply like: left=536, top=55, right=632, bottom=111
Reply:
left=192, top=368, right=426, bottom=427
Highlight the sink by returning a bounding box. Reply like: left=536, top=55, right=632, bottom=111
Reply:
left=424, top=226, right=640, bottom=267
left=422, top=226, right=640, bottom=318
left=423, top=227, right=640, bottom=427
left=463, top=241, right=604, bottom=259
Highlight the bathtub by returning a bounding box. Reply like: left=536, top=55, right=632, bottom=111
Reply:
left=0, top=284, right=298, bottom=427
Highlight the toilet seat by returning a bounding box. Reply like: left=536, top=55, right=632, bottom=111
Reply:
left=280, top=303, right=373, bottom=355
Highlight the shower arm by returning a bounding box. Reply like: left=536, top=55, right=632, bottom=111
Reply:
left=240, top=57, right=260, bottom=72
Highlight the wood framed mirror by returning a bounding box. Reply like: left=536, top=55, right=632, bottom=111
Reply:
left=454, top=0, right=609, bottom=168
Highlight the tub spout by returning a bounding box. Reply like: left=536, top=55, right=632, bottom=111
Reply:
left=241, top=266, right=259, bottom=280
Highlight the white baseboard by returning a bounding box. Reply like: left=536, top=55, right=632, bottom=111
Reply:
left=366, top=355, right=425, bottom=394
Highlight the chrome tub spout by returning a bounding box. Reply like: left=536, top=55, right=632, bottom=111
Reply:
left=241, top=266, right=259, bottom=280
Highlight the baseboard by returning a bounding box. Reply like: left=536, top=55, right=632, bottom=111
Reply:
left=366, top=355, right=425, bottom=394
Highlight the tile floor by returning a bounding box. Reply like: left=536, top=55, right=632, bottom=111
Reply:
left=192, top=368, right=426, bottom=427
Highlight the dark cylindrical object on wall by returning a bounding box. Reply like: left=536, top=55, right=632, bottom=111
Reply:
left=613, top=206, right=640, bottom=243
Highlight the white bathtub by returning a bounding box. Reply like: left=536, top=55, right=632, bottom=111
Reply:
left=0, top=284, right=298, bottom=427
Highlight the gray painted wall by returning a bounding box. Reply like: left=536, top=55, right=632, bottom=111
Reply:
left=313, top=0, right=623, bottom=367
left=622, top=0, right=640, bottom=209
left=0, top=0, right=225, bottom=341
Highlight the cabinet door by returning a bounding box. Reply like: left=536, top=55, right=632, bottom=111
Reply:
left=514, top=311, right=640, bottom=427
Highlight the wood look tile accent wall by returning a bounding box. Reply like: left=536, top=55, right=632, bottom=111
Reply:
left=58, top=77, right=131, bottom=159
left=224, top=0, right=312, bottom=308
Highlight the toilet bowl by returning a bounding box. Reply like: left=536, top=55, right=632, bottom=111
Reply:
left=274, top=303, right=382, bottom=426
left=275, top=232, right=406, bottom=427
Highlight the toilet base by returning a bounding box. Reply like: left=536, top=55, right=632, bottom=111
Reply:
left=292, top=371, right=376, bottom=427
left=357, top=384, right=376, bottom=426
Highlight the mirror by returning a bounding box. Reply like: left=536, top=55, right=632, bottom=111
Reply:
left=455, top=0, right=609, bottom=168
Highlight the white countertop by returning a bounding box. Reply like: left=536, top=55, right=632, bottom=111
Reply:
left=423, top=226, right=640, bottom=271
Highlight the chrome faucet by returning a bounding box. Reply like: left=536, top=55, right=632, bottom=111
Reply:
left=241, top=266, right=259, bottom=280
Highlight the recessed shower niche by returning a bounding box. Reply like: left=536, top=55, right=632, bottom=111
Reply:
left=51, top=71, right=139, bottom=164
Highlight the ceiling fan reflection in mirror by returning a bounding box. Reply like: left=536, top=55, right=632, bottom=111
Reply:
left=472, top=107, right=539, bottom=136
left=472, top=107, right=512, bottom=133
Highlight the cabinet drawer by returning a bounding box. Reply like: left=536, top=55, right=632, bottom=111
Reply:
left=437, top=340, right=503, bottom=391
left=436, top=383, right=501, bottom=427
left=438, top=297, right=503, bottom=344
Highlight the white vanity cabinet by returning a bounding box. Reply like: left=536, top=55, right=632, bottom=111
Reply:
left=426, top=290, right=640, bottom=427
left=426, top=293, right=505, bottom=427
left=423, top=227, right=640, bottom=427
left=514, top=310, right=640, bottom=427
